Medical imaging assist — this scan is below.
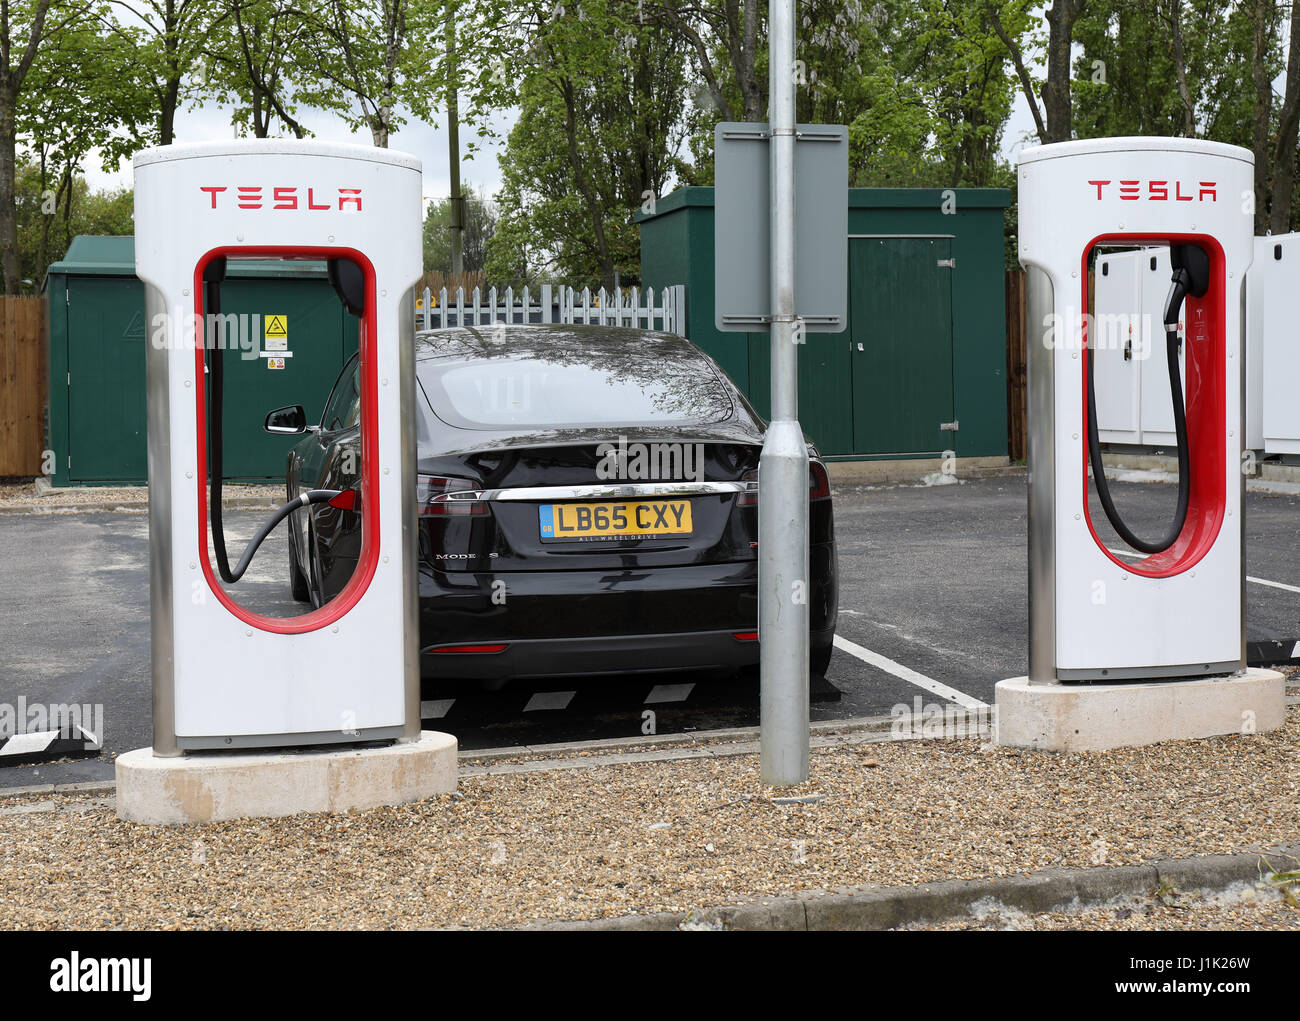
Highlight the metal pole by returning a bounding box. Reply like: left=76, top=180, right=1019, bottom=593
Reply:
left=759, top=0, right=809, bottom=786
left=446, top=2, right=464, bottom=276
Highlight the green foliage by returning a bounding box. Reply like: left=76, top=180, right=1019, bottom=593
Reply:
left=423, top=187, right=497, bottom=272
left=1072, top=0, right=1274, bottom=148
left=292, top=0, right=448, bottom=147
left=484, top=0, right=687, bottom=289
left=13, top=158, right=133, bottom=290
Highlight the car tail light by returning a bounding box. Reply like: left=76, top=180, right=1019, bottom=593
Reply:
left=737, top=463, right=830, bottom=505
left=418, top=474, right=487, bottom=516
left=426, top=643, right=508, bottom=654
left=732, top=631, right=759, bottom=641
left=810, top=461, right=831, bottom=501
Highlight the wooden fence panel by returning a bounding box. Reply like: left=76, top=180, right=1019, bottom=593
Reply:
left=0, top=297, right=46, bottom=477
left=1005, top=269, right=1027, bottom=462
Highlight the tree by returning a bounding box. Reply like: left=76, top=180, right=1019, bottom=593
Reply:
left=485, top=1, right=687, bottom=289
left=988, top=0, right=1088, bottom=143
left=205, top=0, right=310, bottom=137
left=293, top=0, right=444, bottom=148
left=1, top=0, right=59, bottom=292
left=1270, top=2, right=1300, bottom=233
left=14, top=158, right=132, bottom=289
left=423, top=187, right=496, bottom=273
left=640, top=0, right=764, bottom=123
left=17, top=11, right=150, bottom=282
left=107, top=0, right=222, bottom=145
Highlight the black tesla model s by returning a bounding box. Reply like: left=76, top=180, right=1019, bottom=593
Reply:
left=272, top=324, right=837, bottom=681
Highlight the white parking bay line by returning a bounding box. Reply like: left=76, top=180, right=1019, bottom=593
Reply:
left=645, top=683, right=695, bottom=705
left=1245, top=575, right=1300, bottom=595
left=1105, top=547, right=1300, bottom=594
left=833, top=635, right=988, bottom=709
left=420, top=699, right=455, bottom=720
left=524, top=691, right=577, bottom=712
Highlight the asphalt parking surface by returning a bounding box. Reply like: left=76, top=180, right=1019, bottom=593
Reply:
left=2, top=475, right=1297, bottom=788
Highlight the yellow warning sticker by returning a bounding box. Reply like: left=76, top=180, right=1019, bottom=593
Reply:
left=265, top=315, right=288, bottom=339
left=267, top=357, right=286, bottom=370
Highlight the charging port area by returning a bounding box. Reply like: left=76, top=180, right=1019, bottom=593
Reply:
left=996, top=136, right=1284, bottom=751
left=1083, top=236, right=1226, bottom=577
left=196, top=248, right=376, bottom=630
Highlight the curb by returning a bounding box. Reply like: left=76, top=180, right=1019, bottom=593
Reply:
left=0, top=727, right=101, bottom=767
left=457, top=713, right=897, bottom=766
left=0, top=497, right=277, bottom=516
left=0, top=714, right=902, bottom=795
left=531, top=843, right=1300, bottom=930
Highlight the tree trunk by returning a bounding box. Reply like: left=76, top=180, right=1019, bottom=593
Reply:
left=1042, top=0, right=1086, bottom=143
left=738, top=0, right=762, bottom=120
left=986, top=0, right=1049, bottom=143
left=1251, top=0, right=1274, bottom=235
left=1270, top=3, right=1300, bottom=234
left=160, top=75, right=179, bottom=145
left=558, top=80, right=614, bottom=289
left=1168, top=0, right=1195, bottom=136
left=0, top=81, right=20, bottom=294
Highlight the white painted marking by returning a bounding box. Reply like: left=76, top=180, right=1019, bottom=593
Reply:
left=832, top=635, right=987, bottom=709
left=524, top=690, right=577, bottom=712
left=1292, top=641, right=1300, bottom=658
left=1246, top=575, right=1300, bottom=595
left=420, top=699, right=455, bottom=720
left=645, top=683, right=695, bottom=704
left=1105, top=547, right=1300, bottom=594
left=0, top=730, right=56, bottom=756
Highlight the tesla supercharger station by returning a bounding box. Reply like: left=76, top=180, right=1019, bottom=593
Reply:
left=118, top=141, right=455, bottom=823
left=997, top=137, right=1284, bottom=750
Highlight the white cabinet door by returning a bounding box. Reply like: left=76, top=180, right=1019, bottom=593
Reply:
left=1137, top=247, right=1187, bottom=447
left=1260, top=233, right=1300, bottom=455
left=1092, top=250, right=1143, bottom=443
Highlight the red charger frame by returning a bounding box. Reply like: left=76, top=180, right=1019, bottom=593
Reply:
left=1079, top=233, right=1228, bottom=579
left=192, top=246, right=381, bottom=634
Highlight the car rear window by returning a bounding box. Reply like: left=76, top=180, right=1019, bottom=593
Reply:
left=423, top=357, right=736, bottom=429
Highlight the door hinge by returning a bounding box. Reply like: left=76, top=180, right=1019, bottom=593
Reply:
left=67, top=372, right=71, bottom=386
left=940, top=420, right=959, bottom=432
left=937, top=258, right=956, bottom=269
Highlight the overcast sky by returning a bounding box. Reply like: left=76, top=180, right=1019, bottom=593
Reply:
left=80, top=83, right=1045, bottom=206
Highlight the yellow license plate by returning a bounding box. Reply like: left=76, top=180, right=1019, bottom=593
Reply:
left=539, top=500, right=693, bottom=542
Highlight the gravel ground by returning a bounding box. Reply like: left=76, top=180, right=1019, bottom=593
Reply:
left=0, top=480, right=281, bottom=512
left=0, top=706, right=1296, bottom=931
left=911, top=882, right=1300, bottom=930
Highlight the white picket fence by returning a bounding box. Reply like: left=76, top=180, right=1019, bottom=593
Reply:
left=416, top=283, right=687, bottom=336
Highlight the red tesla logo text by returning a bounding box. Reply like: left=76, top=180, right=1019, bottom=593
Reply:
left=199, top=186, right=363, bottom=211
left=1087, top=179, right=1216, bottom=202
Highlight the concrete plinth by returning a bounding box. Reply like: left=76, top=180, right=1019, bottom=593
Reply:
left=994, top=669, right=1285, bottom=752
left=116, top=731, right=457, bottom=825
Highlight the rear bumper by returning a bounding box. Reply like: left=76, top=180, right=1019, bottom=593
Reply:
left=423, top=629, right=762, bottom=680
left=419, top=548, right=836, bottom=679
left=422, top=627, right=837, bottom=681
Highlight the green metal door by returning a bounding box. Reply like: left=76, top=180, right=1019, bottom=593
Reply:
left=210, top=277, right=358, bottom=482
left=849, top=237, right=954, bottom=455
left=64, top=272, right=358, bottom=484
left=747, top=328, right=853, bottom=455
left=66, top=276, right=148, bottom=482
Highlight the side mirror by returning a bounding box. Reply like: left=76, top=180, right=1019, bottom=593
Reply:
left=264, top=405, right=308, bottom=435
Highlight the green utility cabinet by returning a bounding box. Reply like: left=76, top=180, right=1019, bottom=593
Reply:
left=46, top=236, right=359, bottom=485
left=637, top=187, right=1011, bottom=460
